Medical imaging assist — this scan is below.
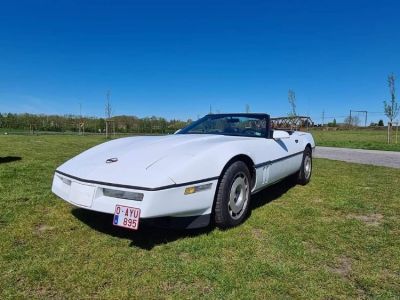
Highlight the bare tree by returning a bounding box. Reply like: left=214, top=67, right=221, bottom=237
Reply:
left=344, top=115, right=360, bottom=127
left=384, top=73, right=399, bottom=143
left=105, top=90, right=113, bottom=138
left=288, top=89, right=297, bottom=117
left=105, top=90, right=112, bottom=119
left=286, top=89, right=297, bottom=129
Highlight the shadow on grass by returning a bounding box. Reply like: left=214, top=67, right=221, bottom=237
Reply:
left=72, top=177, right=296, bottom=250
left=0, top=156, right=22, bottom=164
left=250, top=176, right=297, bottom=210
left=72, top=208, right=212, bottom=250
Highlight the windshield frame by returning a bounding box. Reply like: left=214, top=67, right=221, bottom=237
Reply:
left=177, top=113, right=270, bottom=138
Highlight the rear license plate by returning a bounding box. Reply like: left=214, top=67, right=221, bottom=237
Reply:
left=113, top=205, right=141, bottom=230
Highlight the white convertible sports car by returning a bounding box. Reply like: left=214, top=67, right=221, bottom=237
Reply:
left=52, top=113, right=315, bottom=229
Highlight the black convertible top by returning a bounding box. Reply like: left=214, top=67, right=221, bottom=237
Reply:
left=206, top=113, right=270, bottom=119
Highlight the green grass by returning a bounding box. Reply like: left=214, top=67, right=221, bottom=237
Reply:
left=311, top=129, right=400, bottom=151
left=1, top=135, right=399, bottom=298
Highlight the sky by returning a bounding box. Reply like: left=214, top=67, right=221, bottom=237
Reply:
left=0, top=0, right=399, bottom=123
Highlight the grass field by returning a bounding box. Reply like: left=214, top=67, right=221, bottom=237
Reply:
left=311, top=129, right=400, bottom=152
left=1, top=135, right=400, bottom=298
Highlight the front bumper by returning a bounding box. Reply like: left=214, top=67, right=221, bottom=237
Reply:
left=51, top=172, right=218, bottom=219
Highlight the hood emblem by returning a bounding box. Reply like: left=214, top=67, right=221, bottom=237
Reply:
left=106, top=157, right=118, bottom=164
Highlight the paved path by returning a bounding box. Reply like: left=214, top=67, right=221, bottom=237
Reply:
left=314, top=146, right=400, bottom=169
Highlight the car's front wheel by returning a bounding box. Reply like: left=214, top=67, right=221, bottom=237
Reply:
left=214, top=161, right=251, bottom=229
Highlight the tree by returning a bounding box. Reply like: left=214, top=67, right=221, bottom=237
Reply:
left=105, top=90, right=112, bottom=119
left=288, top=89, right=296, bottom=118
left=344, top=115, right=360, bottom=127
left=383, top=73, right=399, bottom=143
left=327, top=118, right=337, bottom=127
left=378, top=119, right=384, bottom=126
left=105, top=90, right=113, bottom=138
left=287, top=89, right=298, bottom=129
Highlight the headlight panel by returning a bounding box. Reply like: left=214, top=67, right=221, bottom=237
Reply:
left=58, top=175, right=71, bottom=186
left=103, top=188, right=144, bottom=201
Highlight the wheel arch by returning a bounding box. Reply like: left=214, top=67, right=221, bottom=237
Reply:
left=219, top=154, right=256, bottom=189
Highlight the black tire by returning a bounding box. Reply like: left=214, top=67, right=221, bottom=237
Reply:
left=214, top=161, right=251, bottom=229
left=297, top=147, right=312, bottom=185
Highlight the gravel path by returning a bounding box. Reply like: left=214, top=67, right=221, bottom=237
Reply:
left=314, top=146, right=400, bottom=169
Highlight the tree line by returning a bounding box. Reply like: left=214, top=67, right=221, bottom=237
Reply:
left=0, top=113, right=191, bottom=134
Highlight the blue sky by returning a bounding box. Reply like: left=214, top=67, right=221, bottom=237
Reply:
left=0, top=0, right=399, bottom=123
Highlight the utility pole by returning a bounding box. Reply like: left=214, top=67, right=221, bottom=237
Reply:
left=322, top=110, right=325, bottom=127
left=365, top=111, right=368, bottom=127
left=349, top=109, right=352, bottom=127
left=350, top=110, right=367, bottom=127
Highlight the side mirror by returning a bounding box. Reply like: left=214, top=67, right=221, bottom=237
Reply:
left=174, top=129, right=181, bottom=134
left=273, top=130, right=290, bottom=139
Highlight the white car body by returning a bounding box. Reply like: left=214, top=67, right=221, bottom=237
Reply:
left=52, top=115, right=315, bottom=228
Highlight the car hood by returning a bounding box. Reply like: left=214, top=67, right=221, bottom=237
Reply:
left=56, top=134, right=244, bottom=188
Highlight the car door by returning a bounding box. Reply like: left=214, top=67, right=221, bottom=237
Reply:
left=253, top=132, right=303, bottom=191
left=273, top=133, right=304, bottom=177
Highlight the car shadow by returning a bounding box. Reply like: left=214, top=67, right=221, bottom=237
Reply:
left=72, top=208, right=213, bottom=250
left=71, top=177, right=296, bottom=250
left=250, top=176, right=296, bottom=210
left=0, top=156, right=22, bottom=164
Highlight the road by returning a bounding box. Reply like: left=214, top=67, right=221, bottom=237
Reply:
left=314, top=146, right=400, bottom=169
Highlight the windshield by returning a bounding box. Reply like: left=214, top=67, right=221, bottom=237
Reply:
left=178, top=114, right=268, bottom=138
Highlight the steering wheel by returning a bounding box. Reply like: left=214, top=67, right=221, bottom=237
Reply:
left=242, top=128, right=258, bottom=135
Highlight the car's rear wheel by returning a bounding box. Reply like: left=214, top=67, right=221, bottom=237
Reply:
left=214, top=161, right=251, bottom=228
left=297, top=147, right=312, bottom=185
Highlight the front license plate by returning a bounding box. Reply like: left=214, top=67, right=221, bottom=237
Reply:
left=113, top=205, right=141, bottom=230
